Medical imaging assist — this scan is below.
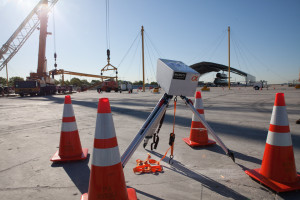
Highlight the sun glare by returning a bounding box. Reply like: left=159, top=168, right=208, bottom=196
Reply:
left=0, top=0, right=39, bottom=9
left=2, top=0, right=62, bottom=20
left=16, top=0, right=39, bottom=9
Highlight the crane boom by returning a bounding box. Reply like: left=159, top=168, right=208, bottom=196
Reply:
left=0, top=0, right=58, bottom=71
left=49, top=69, right=116, bottom=79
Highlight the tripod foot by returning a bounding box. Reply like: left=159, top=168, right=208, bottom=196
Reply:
left=227, top=150, right=235, bottom=163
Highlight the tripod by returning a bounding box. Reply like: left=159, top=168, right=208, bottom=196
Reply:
left=121, top=93, right=235, bottom=168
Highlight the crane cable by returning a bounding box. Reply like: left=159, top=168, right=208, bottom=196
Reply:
left=106, top=0, right=110, bottom=50
left=106, top=0, right=111, bottom=61
left=161, top=97, right=177, bottom=164
left=103, top=0, right=117, bottom=77
left=118, top=31, right=140, bottom=68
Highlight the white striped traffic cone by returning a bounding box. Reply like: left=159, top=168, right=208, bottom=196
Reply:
left=182, top=91, right=215, bottom=147
left=245, top=93, right=300, bottom=192
left=81, top=98, right=137, bottom=200
left=51, top=95, right=88, bottom=162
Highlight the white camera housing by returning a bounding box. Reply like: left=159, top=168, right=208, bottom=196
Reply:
left=156, top=58, right=200, bottom=97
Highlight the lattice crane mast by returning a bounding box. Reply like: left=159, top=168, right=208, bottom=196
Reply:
left=0, top=0, right=58, bottom=72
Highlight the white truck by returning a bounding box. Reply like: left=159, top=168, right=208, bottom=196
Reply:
left=120, top=81, right=132, bottom=91
left=253, top=80, right=268, bottom=90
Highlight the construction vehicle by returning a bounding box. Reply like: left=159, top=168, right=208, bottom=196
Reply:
left=152, top=87, right=159, bottom=93
left=214, top=72, right=228, bottom=86
left=0, top=85, right=3, bottom=96
left=97, top=79, right=119, bottom=93
left=201, top=85, right=211, bottom=92
left=0, top=85, right=14, bottom=96
left=120, top=81, right=133, bottom=91
left=0, top=0, right=59, bottom=97
left=56, top=85, right=73, bottom=94
left=14, top=76, right=57, bottom=97
left=15, top=80, right=56, bottom=97
left=253, top=80, right=268, bottom=90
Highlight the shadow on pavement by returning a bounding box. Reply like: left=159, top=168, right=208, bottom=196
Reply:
left=147, top=150, right=249, bottom=200
left=51, top=154, right=91, bottom=194
left=192, top=144, right=263, bottom=165
left=236, top=163, right=300, bottom=200
left=133, top=188, right=164, bottom=200
left=31, top=95, right=300, bottom=150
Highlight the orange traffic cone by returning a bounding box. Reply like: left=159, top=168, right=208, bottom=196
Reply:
left=51, top=95, right=88, bottom=162
left=81, top=98, right=137, bottom=200
left=182, top=91, right=216, bottom=147
left=245, top=93, right=300, bottom=192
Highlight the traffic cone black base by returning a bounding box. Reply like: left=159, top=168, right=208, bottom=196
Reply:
left=245, top=169, right=300, bottom=192
left=80, top=188, right=137, bottom=200
left=51, top=148, right=88, bottom=162
left=182, top=137, right=216, bottom=147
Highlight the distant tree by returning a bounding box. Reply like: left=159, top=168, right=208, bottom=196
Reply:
left=0, top=77, right=7, bottom=86
left=118, top=80, right=133, bottom=85
left=64, top=80, right=71, bottom=86
left=9, top=76, right=24, bottom=86
left=57, top=79, right=63, bottom=85
left=54, top=79, right=60, bottom=85
left=81, top=79, right=90, bottom=87
left=133, top=80, right=143, bottom=85
left=70, top=78, right=82, bottom=87
left=56, top=79, right=69, bottom=86
left=90, top=80, right=101, bottom=88
left=91, top=79, right=101, bottom=85
left=150, top=81, right=158, bottom=85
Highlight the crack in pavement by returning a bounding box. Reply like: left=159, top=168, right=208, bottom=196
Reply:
left=0, top=157, right=40, bottom=173
left=0, top=185, right=75, bottom=191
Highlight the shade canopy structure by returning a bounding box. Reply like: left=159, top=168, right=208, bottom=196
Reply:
left=190, top=61, right=256, bottom=84
left=190, top=61, right=247, bottom=77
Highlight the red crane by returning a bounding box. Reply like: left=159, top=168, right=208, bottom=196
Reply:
left=0, top=0, right=59, bottom=96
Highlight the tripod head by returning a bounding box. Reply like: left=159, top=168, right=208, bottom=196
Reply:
left=156, top=58, right=200, bottom=97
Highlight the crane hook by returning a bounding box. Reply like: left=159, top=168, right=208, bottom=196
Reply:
left=107, top=49, right=110, bottom=60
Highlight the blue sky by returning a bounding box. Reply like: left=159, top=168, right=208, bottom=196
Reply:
left=0, top=0, right=299, bottom=84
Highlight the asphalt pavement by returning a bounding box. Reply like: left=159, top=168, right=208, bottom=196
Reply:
left=0, top=86, right=299, bottom=199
